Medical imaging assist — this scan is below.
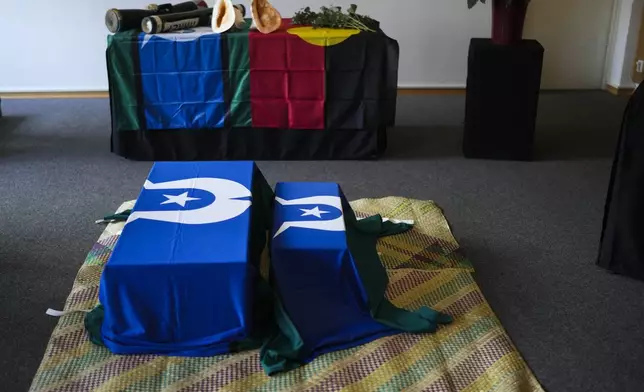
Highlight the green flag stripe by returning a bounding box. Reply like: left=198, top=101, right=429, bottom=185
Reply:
left=226, top=23, right=252, bottom=127
left=107, top=31, right=141, bottom=131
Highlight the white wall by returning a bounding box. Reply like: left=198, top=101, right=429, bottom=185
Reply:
left=0, top=0, right=615, bottom=92
left=523, top=0, right=615, bottom=89
left=605, top=0, right=644, bottom=89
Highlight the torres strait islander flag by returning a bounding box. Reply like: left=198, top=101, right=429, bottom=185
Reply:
left=107, top=19, right=398, bottom=131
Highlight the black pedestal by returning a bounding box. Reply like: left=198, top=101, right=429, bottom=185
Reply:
left=463, top=38, right=544, bottom=160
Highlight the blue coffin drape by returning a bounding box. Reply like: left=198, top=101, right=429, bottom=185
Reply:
left=261, top=182, right=453, bottom=374
left=97, top=161, right=272, bottom=356
left=264, top=183, right=396, bottom=369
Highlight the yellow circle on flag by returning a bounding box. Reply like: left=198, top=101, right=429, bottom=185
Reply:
left=287, top=27, right=360, bottom=47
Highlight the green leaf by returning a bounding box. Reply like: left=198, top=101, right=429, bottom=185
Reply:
left=292, top=4, right=377, bottom=31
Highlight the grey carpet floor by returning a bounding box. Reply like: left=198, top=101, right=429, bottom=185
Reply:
left=1, top=92, right=643, bottom=392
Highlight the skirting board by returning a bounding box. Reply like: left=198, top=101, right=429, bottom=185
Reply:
left=0, top=91, right=109, bottom=99
left=0, top=88, right=466, bottom=99
left=605, top=84, right=636, bottom=96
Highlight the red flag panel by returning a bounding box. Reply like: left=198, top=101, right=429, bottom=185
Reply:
left=249, top=21, right=325, bottom=129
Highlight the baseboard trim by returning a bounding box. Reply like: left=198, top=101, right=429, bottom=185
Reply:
left=0, top=88, right=468, bottom=99
left=605, top=84, right=635, bottom=96
left=398, top=88, right=465, bottom=95
left=0, top=91, right=109, bottom=99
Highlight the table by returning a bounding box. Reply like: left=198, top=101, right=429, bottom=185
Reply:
left=107, top=20, right=399, bottom=160
left=97, top=161, right=273, bottom=356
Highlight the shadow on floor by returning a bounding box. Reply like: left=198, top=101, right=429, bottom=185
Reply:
left=390, top=91, right=630, bottom=162
left=534, top=126, right=621, bottom=161
left=0, top=115, right=25, bottom=138
left=385, top=126, right=463, bottom=160
left=533, top=91, right=627, bottom=160
left=0, top=116, right=27, bottom=158
left=0, top=113, right=110, bottom=160
left=386, top=122, right=623, bottom=162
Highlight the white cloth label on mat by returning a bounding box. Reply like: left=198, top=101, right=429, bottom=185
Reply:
left=46, top=308, right=92, bottom=317
left=357, top=217, right=414, bottom=225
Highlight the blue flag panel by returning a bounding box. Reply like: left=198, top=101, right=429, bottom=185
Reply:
left=271, top=182, right=395, bottom=361
left=99, top=161, right=258, bottom=356
left=138, top=28, right=226, bottom=130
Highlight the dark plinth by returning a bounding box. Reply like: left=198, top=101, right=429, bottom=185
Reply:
left=464, top=38, right=544, bottom=160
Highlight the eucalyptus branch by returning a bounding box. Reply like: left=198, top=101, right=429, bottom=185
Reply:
left=293, top=4, right=378, bottom=31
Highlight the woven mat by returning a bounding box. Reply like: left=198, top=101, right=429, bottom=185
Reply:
left=30, top=197, right=543, bottom=392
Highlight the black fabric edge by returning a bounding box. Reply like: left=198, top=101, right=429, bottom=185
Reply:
left=597, top=84, right=643, bottom=273
left=107, top=47, right=117, bottom=154
left=111, top=127, right=384, bottom=161
left=221, top=33, right=233, bottom=129
left=132, top=32, right=146, bottom=131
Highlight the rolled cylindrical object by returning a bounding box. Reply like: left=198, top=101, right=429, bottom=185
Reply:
left=141, top=8, right=214, bottom=34
left=105, top=2, right=201, bottom=33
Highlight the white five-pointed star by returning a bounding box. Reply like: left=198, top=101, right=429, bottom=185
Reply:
left=161, top=192, right=200, bottom=207
left=299, top=206, right=330, bottom=219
